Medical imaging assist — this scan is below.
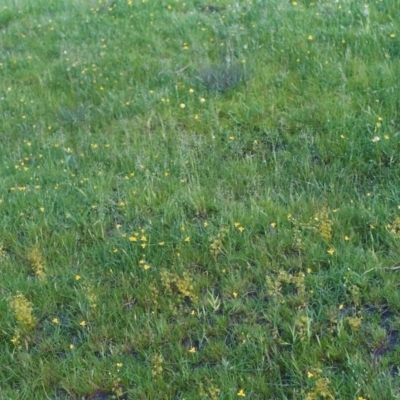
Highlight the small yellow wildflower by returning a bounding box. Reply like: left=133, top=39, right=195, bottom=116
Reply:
left=129, top=236, right=137, bottom=242
left=327, top=248, right=335, bottom=255
left=180, top=103, right=186, bottom=109
left=79, top=320, right=86, bottom=327
left=75, top=275, right=81, bottom=281
left=344, top=236, right=350, bottom=241
left=307, top=371, right=314, bottom=378
left=390, top=33, right=396, bottom=38
left=11, top=336, right=20, bottom=345
left=203, top=221, right=209, bottom=227
left=116, top=362, right=123, bottom=368
left=308, top=35, right=314, bottom=41
left=233, top=292, right=238, bottom=298
left=237, top=389, right=246, bottom=397
left=184, top=236, right=190, bottom=242
left=69, top=344, right=74, bottom=350
left=234, top=222, right=241, bottom=227
left=189, top=347, right=196, bottom=353
left=159, top=241, right=165, bottom=246
left=52, top=317, right=59, bottom=324
left=339, top=304, right=344, bottom=310
left=238, top=226, right=244, bottom=233
left=200, top=97, right=206, bottom=103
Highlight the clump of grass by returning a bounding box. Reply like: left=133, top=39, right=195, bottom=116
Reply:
left=197, top=61, right=248, bottom=92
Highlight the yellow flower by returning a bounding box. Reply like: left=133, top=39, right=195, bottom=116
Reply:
left=327, top=248, right=335, bottom=255
left=184, top=236, right=190, bottom=242
left=238, top=226, right=244, bottom=233
left=180, top=103, right=186, bottom=109
left=69, top=344, right=74, bottom=350
left=307, top=371, right=314, bottom=378
left=79, top=320, right=86, bottom=327
left=237, top=389, right=246, bottom=397
left=189, top=347, right=196, bottom=353
left=308, top=35, right=314, bottom=40
left=52, top=317, right=59, bottom=324
left=11, top=336, right=20, bottom=345
left=75, top=275, right=81, bottom=281
left=344, top=236, right=350, bottom=241
left=129, top=236, right=137, bottom=242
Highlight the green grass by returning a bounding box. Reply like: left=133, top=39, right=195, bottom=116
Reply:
left=1, top=0, right=400, bottom=398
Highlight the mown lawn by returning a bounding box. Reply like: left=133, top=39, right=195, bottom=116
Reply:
left=1, top=0, right=400, bottom=398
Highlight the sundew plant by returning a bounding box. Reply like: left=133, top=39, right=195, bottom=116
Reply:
left=1, top=0, right=400, bottom=398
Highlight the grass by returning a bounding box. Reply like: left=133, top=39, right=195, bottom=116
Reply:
left=1, top=0, right=400, bottom=398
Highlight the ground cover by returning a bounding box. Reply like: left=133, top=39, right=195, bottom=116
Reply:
left=1, top=0, right=400, bottom=398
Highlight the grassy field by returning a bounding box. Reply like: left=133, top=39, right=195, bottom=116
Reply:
left=1, top=0, right=400, bottom=398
